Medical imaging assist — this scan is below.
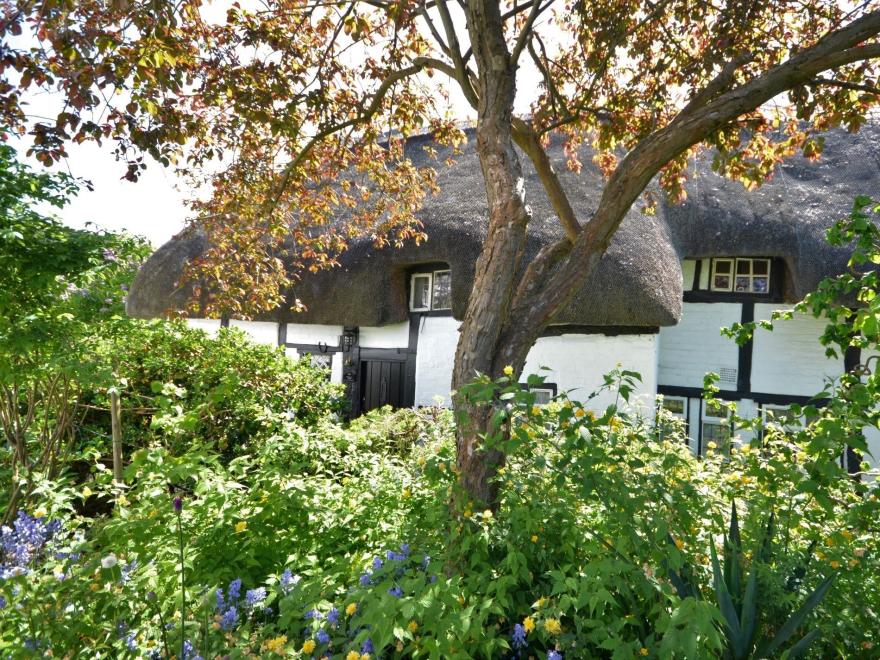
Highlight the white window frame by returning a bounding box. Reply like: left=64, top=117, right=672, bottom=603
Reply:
left=431, top=269, right=452, bottom=311
left=710, top=258, right=734, bottom=292
left=531, top=387, right=555, bottom=406
left=659, top=395, right=687, bottom=420
left=701, top=398, right=732, bottom=453
left=409, top=273, right=432, bottom=312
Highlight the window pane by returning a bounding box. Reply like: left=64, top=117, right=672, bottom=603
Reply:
left=661, top=398, right=685, bottom=415
left=532, top=389, right=553, bottom=406
left=702, top=422, right=731, bottom=453
left=713, top=275, right=731, bottom=290
left=753, top=259, right=769, bottom=275
left=705, top=400, right=728, bottom=418
left=753, top=277, right=768, bottom=293
left=411, top=275, right=431, bottom=309
left=432, top=270, right=452, bottom=310
left=714, top=259, right=732, bottom=274
left=736, top=259, right=751, bottom=275
left=735, top=276, right=751, bottom=292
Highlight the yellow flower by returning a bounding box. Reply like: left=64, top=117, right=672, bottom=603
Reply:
left=841, top=529, right=853, bottom=540
left=531, top=535, right=538, bottom=543
left=544, top=618, right=562, bottom=635
left=639, top=647, right=649, bottom=656
left=302, top=639, right=316, bottom=653
left=82, top=486, right=93, bottom=498
left=33, top=507, right=47, bottom=518
left=417, top=456, right=426, bottom=466
left=503, top=365, right=514, bottom=376
left=402, top=488, right=411, bottom=498
left=462, top=509, right=472, bottom=519
left=264, top=635, right=287, bottom=653
left=407, top=620, right=418, bottom=632
left=535, top=597, right=547, bottom=608
left=707, top=441, right=718, bottom=450
left=346, top=602, right=358, bottom=616
left=361, top=655, right=371, bottom=660
left=118, top=494, right=130, bottom=506
left=457, top=595, right=465, bottom=605
left=574, top=408, right=586, bottom=418
left=235, top=521, right=247, bottom=533
left=346, top=652, right=361, bottom=660
left=523, top=616, right=535, bottom=633
left=90, top=582, right=100, bottom=591
left=830, top=560, right=840, bottom=569
left=531, top=406, right=541, bottom=416
left=481, top=509, right=493, bottom=521
left=674, top=538, right=684, bottom=551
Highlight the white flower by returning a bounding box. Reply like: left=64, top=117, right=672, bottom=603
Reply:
left=101, top=554, right=118, bottom=569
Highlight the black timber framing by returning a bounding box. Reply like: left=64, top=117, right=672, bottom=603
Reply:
left=540, top=324, right=658, bottom=337
left=683, top=257, right=786, bottom=304
left=844, top=345, right=863, bottom=475
left=691, top=258, right=702, bottom=291
left=657, top=385, right=827, bottom=407
left=737, top=302, right=754, bottom=393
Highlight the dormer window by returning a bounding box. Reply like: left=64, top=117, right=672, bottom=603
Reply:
left=710, top=258, right=770, bottom=294
left=409, top=269, right=452, bottom=312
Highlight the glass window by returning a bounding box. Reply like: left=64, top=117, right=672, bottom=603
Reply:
left=701, top=399, right=731, bottom=454
left=761, top=405, right=801, bottom=432
left=660, top=396, right=686, bottom=417
left=531, top=388, right=554, bottom=406
left=432, top=270, right=452, bottom=310
left=711, top=258, right=734, bottom=291
left=410, top=274, right=432, bottom=311
left=711, top=258, right=770, bottom=294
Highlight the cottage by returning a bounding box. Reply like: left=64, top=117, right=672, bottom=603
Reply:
left=127, top=124, right=880, bottom=467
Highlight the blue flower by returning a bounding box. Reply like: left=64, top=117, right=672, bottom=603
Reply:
left=512, top=624, right=527, bottom=650
left=388, top=586, right=403, bottom=598
left=372, top=556, right=384, bottom=571
left=280, top=568, right=300, bottom=594
left=0, top=595, right=6, bottom=609
left=326, top=607, right=340, bottom=625
left=0, top=511, right=61, bottom=579
left=245, top=587, right=267, bottom=609
left=120, top=558, right=138, bottom=585
left=227, top=578, right=242, bottom=602
left=220, top=606, right=238, bottom=630
left=124, top=632, right=137, bottom=651
left=316, top=629, right=330, bottom=644
left=215, top=588, right=225, bottom=611
left=361, top=638, right=374, bottom=654
left=358, top=572, right=372, bottom=587
left=400, top=543, right=410, bottom=557
left=305, top=608, right=322, bottom=620
left=548, top=652, right=562, bottom=660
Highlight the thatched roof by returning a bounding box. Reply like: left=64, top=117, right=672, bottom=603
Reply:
left=127, top=123, right=880, bottom=328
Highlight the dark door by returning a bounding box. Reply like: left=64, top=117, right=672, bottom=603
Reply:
left=361, top=360, right=406, bottom=412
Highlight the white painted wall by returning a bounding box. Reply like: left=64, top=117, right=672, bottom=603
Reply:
left=229, top=320, right=279, bottom=346
left=285, top=323, right=343, bottom=346
left=522, top=333, right=659, bottom=414
left=658, top=303, right=742, bottom=389
left=751, top=305, right=843, bottom=397
left=359, top=322, right=410, bottom=348
left=414, top=316, right=459, bottom=406
left=185, top=318, right=221, bottom=337
left=682, top=259, right=696, bottom=291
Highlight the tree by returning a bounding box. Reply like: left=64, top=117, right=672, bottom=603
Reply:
left=4, top=1, right=880, bottom=506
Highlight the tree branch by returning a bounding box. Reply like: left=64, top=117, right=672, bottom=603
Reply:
left=809, top=77, right=880, bottom=95
left=435, top=0, right=480, bottom=109
left=504, top=11, right=880, bottom=348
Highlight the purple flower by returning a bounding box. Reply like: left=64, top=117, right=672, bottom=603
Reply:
left=358, top=572, right=372, bottom=587
left=245, top=587, right=267, bottom=609
left=220, top=606, right=238, bottom=630
left=512, top=624, right=527, bottom=650
left=388, top=586, right=403, bottom=598
left=173, top=497, right=182, bottom=513
left=121, top=558, right=138, bottom=585
left=102, top=248, right=119, bottom=263
left=0, top=595, right=6, bottom=609
left=0, top=511, right=61, bottom=579
left=215, top=588, right=225, bottom=611
left=548, top=652, right=562, bottom=660
left=316, top=629, right=330, bottom=644
left=372, top=556, right=384, bottom=571
left=326, top=607, right=340, bottom=625
left=305, top=608, right=322, bottom=621
left=228, top=578, right=242, bottom=602
left=361, top=638, right=374, bottom=654
left=124, top=631, right=137, bottom=651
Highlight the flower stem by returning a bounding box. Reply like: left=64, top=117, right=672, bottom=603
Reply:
left=177, top=509, right=186, bottom=659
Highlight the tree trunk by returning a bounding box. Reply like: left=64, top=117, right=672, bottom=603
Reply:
left=452, top=0, right=537, bottom=509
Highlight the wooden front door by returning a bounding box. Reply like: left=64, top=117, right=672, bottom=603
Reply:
left=361, top=359, right=406, bottom=412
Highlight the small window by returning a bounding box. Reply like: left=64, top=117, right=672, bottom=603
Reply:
left=531, top=388, right=554, bottom=406
left=761, top=405, right=801, bottom=432
left=432, top=270, right=452, bottom=310
left=410, top=274, right=432, bottom=311
left=710, top=258, right=771, bottom=294
left=701, top=399, right=731, bottom=454
left=659, top=396, right=687, bottom=418
left=711, top=258, right=734, bottom=291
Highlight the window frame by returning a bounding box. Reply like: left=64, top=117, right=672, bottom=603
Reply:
left=409, top=273, right=433, bottom=312
left=430, top=269, right=452, bottom=311
left=709, top=257, right=772, bottom=294
left=659, top=395, right=687, bottom=419
left=700, top=398, right=732, bottom=454
left=760, top=404, right=803, bottom=432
